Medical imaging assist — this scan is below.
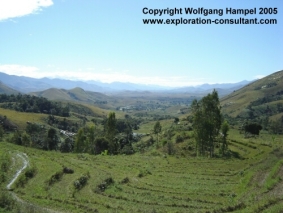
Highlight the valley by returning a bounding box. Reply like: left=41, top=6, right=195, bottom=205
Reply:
left=0, top=70, right=282, bottom=212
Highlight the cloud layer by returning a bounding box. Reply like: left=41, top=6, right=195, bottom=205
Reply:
left=0, top=0, right=53, bottom=21
left=0, top=64, right=207, bottom=87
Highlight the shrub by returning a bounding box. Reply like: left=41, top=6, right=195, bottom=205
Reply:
left=47, top=171, right=64, bottom=186
left=120, top=177, right=129, bottom=184
left=0, top=153, right=10, bottom=172
left=0, top=191, right=15, bottom=210
left=74, top=172, right=90, bottom=190
left=15, top=166, right=37, bottom=187
left=95, top=177, right=114, bottom=193
left=138, top=169, right=152, bottom=178
left=0, top=172, right=7, bottom=184
left=120, top=145, right=134, bottom=155
left=175, top=135, right=184, bottom=143
left=161, top=139, right=167, bottom=146
left=25, top=167, right=37, bottom=178
left=167, top=141, right=175, bottom=155
left=63, top=167, right=74, bottom=174
left=16, top=175, right=27, bottom=187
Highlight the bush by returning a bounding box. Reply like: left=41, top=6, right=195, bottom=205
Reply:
left=0, top=191, right=15, bottom=210
left=47, top=171, right=63, bottom=186
left=63, top=167, right=74, bottom=174
left=167, top=141, right=175, bottom=155
left=95, top=177, right=114, bottom=193
left=74, top=172, right=90, bottom=190
left=16, top=175, right=27, bottom=188
left=161, top=139, right=167, bottom=146
left=120, top=144, right=134, bottom=155
left=138, top=169, right=152, bottom=178
left=0, top=154, right=10, bottom=173
left=175, top=135, right=184, bottom=143
left=120, top=177, right=129, bottom=184
left=15, top=166, right=37, bottom=188
left=25, top=167, right=37, bottom=179
left=244, top=122, right=262, bottom=135
left=0, top=172, right=7, bottom=184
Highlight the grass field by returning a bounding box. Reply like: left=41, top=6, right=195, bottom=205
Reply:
left=0, top=108, right=47, bottom=130
left=1, top=128, right=282, bottom=213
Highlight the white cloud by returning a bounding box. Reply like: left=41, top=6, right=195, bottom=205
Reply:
left=254, top=74, right=266, bottom=79
left=0, top=64, right=208, bottom=87
left=0, top=64, right=39, bottom=76
left=0, top=0, right=53, bottom=21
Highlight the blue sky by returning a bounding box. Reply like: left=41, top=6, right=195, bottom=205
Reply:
left=0, top=0, right=282, bottom=87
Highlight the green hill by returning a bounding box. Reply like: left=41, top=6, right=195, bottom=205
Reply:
left=30, top=87, right=113, bottom=106
left=0, top=81, right=19, bottom=95
left=221, top=70, right=283, bottom=121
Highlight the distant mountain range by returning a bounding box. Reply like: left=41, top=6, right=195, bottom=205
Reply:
left=0, top=71, right=251, bottom=96
left=169, top=81, right=251, bottom=96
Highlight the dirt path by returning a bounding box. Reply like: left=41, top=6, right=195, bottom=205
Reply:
left=6, top=152, right=63, bottom=213
left=6, top=153, right=29, bottom=190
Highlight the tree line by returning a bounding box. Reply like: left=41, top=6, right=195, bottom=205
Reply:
left=73, top=112, right=136, bottom=155
left=0, top=112, right=139, bottom=155
left=0, top=93, right=70, bottom=117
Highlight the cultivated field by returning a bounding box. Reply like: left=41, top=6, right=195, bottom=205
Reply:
left=1, top=129, right=282, bottom=213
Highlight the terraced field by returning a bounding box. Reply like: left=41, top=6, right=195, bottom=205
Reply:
left=1, top=128, right=282, bottom=213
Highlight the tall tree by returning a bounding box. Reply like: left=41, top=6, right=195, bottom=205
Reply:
left=105, top=112, right=117, bottom=143
left=87, top=125, right=96, bottom=154
left=153, top=121, right=162, bottom=146
left=191, top=90, right=222, bottom=157
left=0, top=126, right=3, bottom=141
left=47, top=128, right=59, bottom=150
left=74, top=128, right=86, bottom=153
left=220, top=120, right=229, bottom=154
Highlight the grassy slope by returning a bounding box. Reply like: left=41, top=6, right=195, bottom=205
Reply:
left=0, top=101, right=114, bottom=130
left=0, top=108, right=47, bottom=130
left=221, top=70, right=283, bottom=118
left=1, top=129, right=282, bottom=213
left=30, top=87, right=113, bottom=105
left=0, top=82, right=19, bottom=95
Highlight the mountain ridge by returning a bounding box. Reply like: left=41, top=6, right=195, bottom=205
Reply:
left=0, top=71, right=251, bottom=94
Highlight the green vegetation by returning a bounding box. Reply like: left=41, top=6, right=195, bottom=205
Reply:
left=0, top=134, right=282, bottom=213
left=153, top=121, right=162, bottom=146
left=0, top=71, right=283, bottom=212
left=191, top=90, right=223, bottom=157
left=0, top=93, right=70, bottom=117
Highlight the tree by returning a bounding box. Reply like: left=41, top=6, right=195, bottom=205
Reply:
left=74, top=128, right=86, bottom=153
left=153, top=121, right=162, bottom=146
left=191, top=90, right=222, bottom=157
left=87, top=125, right=96, bottom=154
left=47, top=128, right=59, bottom=150
left=174, top=117, right=179, bottom=124
left=104, top=112, right=117, bottom=153
left=269, top=118, right=283, bottom=134
left=10, top=131, right=22, bottom=145
left=22, top=132, right=31, bottom=147
left=0, top=126, right=3, bottom=141
left=220, top=120, right=229, bottom=154
left=60, top=138, right=73, bottom=153
left=244, top=123, right=262, bottom=136
left=26, top=123, right=45, bottom=147
left=94, top=137, right=110, bottom=154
